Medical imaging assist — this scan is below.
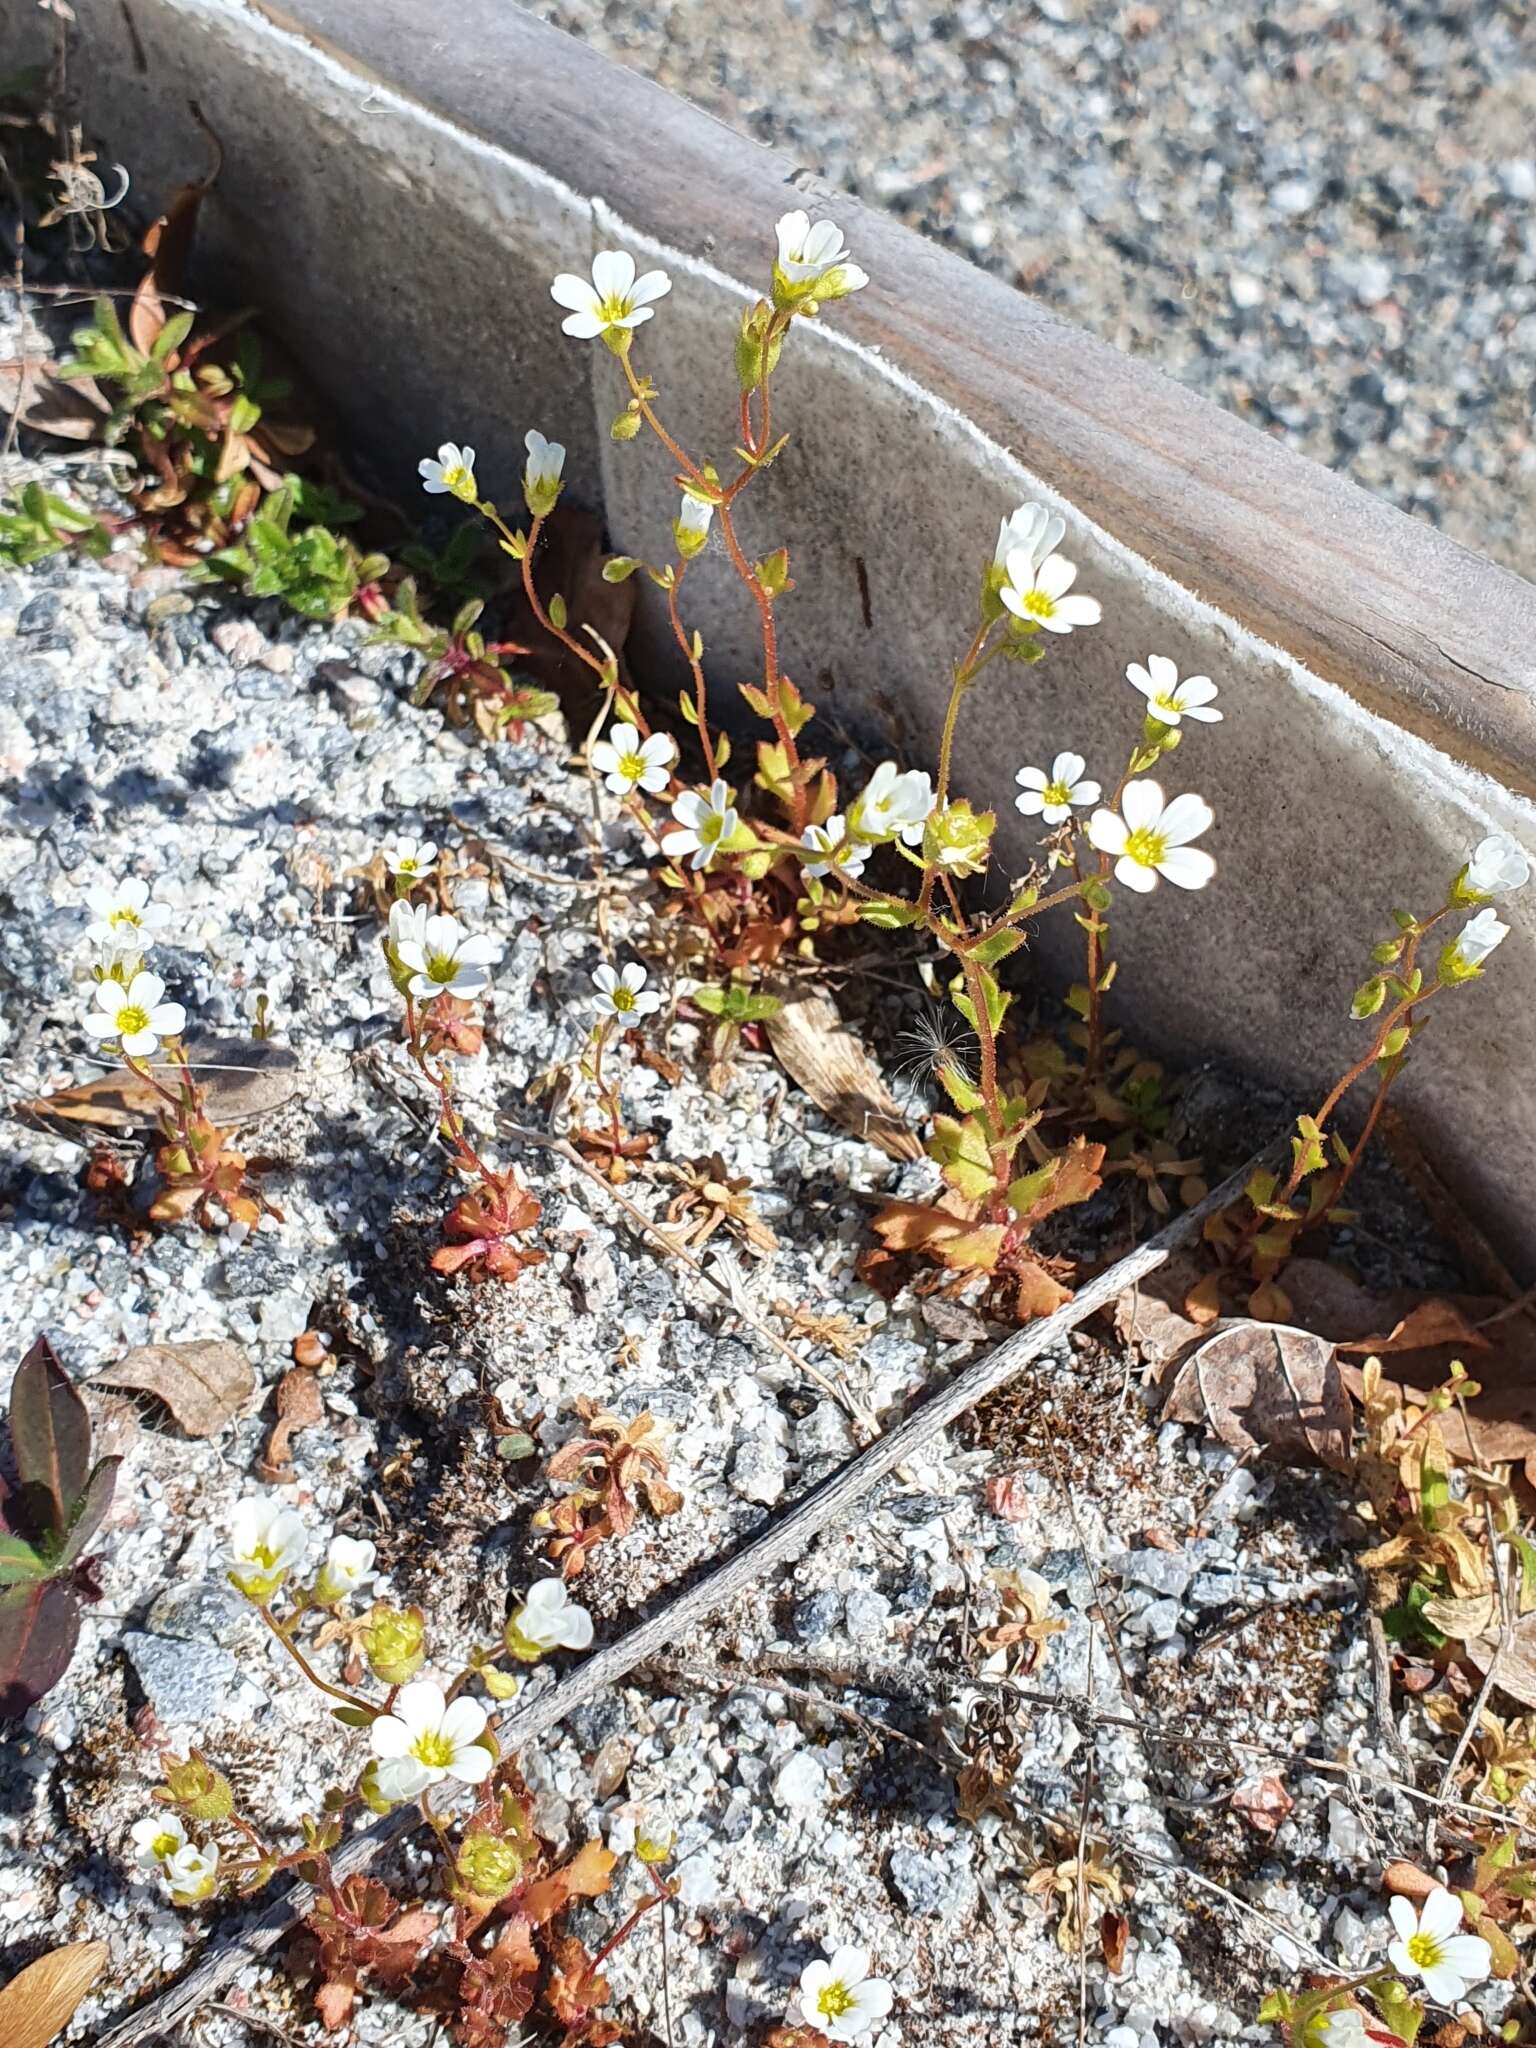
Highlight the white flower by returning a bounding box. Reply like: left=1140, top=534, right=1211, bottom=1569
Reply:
left=852, top=761, right=935, bottom=846
left=993, top=501, right=1065, bottom=574
left=507, top=1578, right=595, bottom=1658
left=314, top=1534, right=378, bottom=1607
left=1087, top=779, right=1215, bottom=893
left=550, top=250, right=671, bottom=341
left=164, top=1840, right=219, bottom=1905
left=83, top=874, right=173, bottom=953
left=1015, top=751, right=1101, bottom=824
left=774, top=209, right=869, bottom=296
left=1463, top=832, right=1530, bottom=899
left=388, top=898, right=431, bottom=953
left=130, top=1813, right=188, bottom=1874
left=523, top=427, right=566, bottom=514
left=590, top=722, right=675, bottom=797
left=675, top=493, right=715, bottom=556
left=1312, top=2012, right=1402, bottom=2048
left=82, top=970, right=187, bottom=1058
left=999, top=547, right=1101, bottom=634
left=666, top=779, right=738, bottom=872
left=1441, top=906, right=1509, bottom=980
left=369, top=1678, right=494, bottom=1802
left=395, top=913, right=499, bottom=999
left=383, top=837, right=438, bottom=880
left=225, top=1495, right=309, bottom=1602
left=418, top=442, right=477, bottom=502
left=1387, top=1887, right=1491, bottom=2006
left=794, top=1946, right=895, bottom=2042
left=800, top=815, right=869, bottom=881
left=593, top=961, right=663, bottom=1019
left=1126, top=654, right=1222, bottom=726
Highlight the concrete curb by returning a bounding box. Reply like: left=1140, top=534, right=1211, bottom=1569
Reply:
left=7, top=0, right=1535, bottom=1267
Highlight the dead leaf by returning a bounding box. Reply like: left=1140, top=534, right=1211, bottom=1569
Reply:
left=1230, top=1773, right=1295, bottom=1835
left=0, top=1940, right=109, bottom=2048
left=1382, top=1860, right=1441, bottom=1903
left=92, top=1339, right=253, bottom=1437
left=16, top=1035, right=301, bottom=1137
left=1162, top=1320, right=1352, bottom=1470
left=257, top=1367, right=325, bottom=1479
left=1335, top=1298, right=1491, bottom=1357
left=1463, top=1612, right=1536, bottom=1709
left=0, top=358, right=111, bottom=440
left=1112, top=1249, right=1212, bottom=1374
left=1422, top=1592, right=1499, bottom=1643
left=766, top=988, right=921, bottom=1161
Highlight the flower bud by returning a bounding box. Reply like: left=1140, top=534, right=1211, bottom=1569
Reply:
left=451, top=1825, right=527, bottom=1909
left=156, top=1749, right=234, bottom=1823
left=735, top=300, right=785, bottom=391
left=610, top=406, right=643, bottom=442
left=363, top=1602, right=427, bottom=1685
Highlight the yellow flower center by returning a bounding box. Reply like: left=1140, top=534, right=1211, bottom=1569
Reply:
left=700, top=813, right=727, bottom=845
left=611, top=986, right=636, bottom=1012
left=1152, top=693, right=1182, bottom=718
left=116, top=1003, right=151, bottom=1037
left=442, top=466, right=476, bottom=503
left=817, top=1982, right=856, bottom=2019
left=396, top=858, right=420, bottom=875
left=598, top=293, right=633, bottom=327
left=1123, top=826, right=1168, bottom=870
left=151, top=1829, right=182, bottom=1862
left=619, top=751, right=648, bottom=782
left=1406, top=1931, right=1443, bottom=1969
left=426, top=953, right=459, bottom=985
left=1043, top=780, right=1072, bottom=808
left=1020, top=587, right=1057, bottom=620
left=411, top=1729, right=457, bottom=1770
left=109, top=906, right=143, bottom=930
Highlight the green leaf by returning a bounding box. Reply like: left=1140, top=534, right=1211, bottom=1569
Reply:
left=0, top=1535, right=49, bottom=1587
left=856, top=899, right=919, bottom=929
left=928, top=1113, right=995, bottom=1202
left=968, top=929, right=1024, bottom=968
left=548, top=592, right=568, bottom=630
left=602, top=556, right=640, bottom=582
left=937, top=1062, right=984, bottom=1115
left=1006, top=1160, right=1059, bottom=1216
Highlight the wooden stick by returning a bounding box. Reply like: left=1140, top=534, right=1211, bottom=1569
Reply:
left=94, top=1139, right=1278, bottom=2048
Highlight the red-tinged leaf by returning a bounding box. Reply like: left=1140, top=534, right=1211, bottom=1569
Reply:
left=870, top=1201, right=1005, bottom=1272
left=559, top=1839, right=617, bottom=1899
left=1230, top=1773, right=1294, bottom=1835
left=1005, top=1256, right=1074, bottom=1322
left=544, top=1932, right=610, bottom=2026
left=9, top=1337, right=92, bottom=1546
left=1009, top=1137, right=1105, bottom=1228
left=985, top=1473, right=1032, bottom=1523
left=313, top=1975, right=356, bottom=2032
left=0, top=1578, right=81, bottom=1720
left=1100, top=1910, right=1129, bottom=1975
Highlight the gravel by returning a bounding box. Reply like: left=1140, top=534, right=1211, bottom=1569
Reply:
left=527, top=0, right=1536, bottom=579
left=0, top=301, right=1502, bottom=2039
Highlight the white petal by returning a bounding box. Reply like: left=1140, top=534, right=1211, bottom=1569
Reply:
left=1158, top=793, right=1214, bottom=846
left=148, top=1003, right=187, bottom=1036
left=621, top=963, right=648, bottom=993
left=1155, top=846, right=1216, bottom=889
left=120, top=1028, right=159, bottom=1057
left=439, top=1696, right=488, bottom=1748
left=1087, top=809, right=1128, bottom=856
left=826, top=1946, right=870, bottom=1985
left=1053, top=594, right=1101, bottom=626
left=448, top=1741, right=494, bottom=1784
left=1035, top=553, right=1077, bottom=600
left=1115, top=854, right=1159, bottom=892
left=1419, top=1889, right=1464, bottom=1942
left=1069, top=780, right=1101, bottom=805
left=1146, top=654, right=1178, bottom=691
left=1051, top=752, right=1085, bottom=784
left=589, top=743, right=620, bottom=774
left=560, top=310, right=607, bottom=340
left=127, top=970, right=165, bottom=1008
left=593, top=964, right=619, bottom=995
left=370, top=1713, right=414, bottom=1758
left=1015, top=766, right=1049, bottom=791
left=590, top=249, right=637, bottom=301
left=628, top=268, right=672, bottom=307
left=1176, top=675, right=1218, bottom=706
left=1387, top=1896, right=1421, bottom=1943
left=1119, top=780, right=1165, bottom=832
left=393, top=1678, right=447, bottom=1734
left=1015, top=790, right=1046, bottom=817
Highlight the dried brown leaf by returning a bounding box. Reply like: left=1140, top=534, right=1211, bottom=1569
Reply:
left=766, top=989, right=922, bottom=1161
left=16, top=1035, right=301, bottom=1136
left=0, top=358, right=110, bottom=439
left=258, top=1367, right=325, bottom=1478
left=1230, top=1773, right=1294, bottom=1835
left=0, top=1940, right=109, bottom=2048
left=92, top=1339, right=253, bottom=1437
left=1162, top=1320, right=1352, bottom=1470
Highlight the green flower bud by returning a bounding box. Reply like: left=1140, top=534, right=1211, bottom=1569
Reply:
left=364, top=1603, right=426, bottom=1685
left=156, top=1749, right=234, bottom=1823
left=452, top=1825, right=526, bottom=1908
left=611, top=406, right=643, bottom=442
left=921, top=800, right=995, bottom=880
